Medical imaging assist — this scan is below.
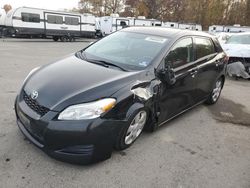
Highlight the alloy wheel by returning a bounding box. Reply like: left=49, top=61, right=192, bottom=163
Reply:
left=212, top=80, right=222, bottom=102
left=125, top=111, right=147, bottom=145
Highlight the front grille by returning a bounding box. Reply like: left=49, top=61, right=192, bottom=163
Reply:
left=23, top=91, right=49, bottom=116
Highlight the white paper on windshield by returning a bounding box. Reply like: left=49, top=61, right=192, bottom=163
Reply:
left=145, top=37, right=167, bottom=44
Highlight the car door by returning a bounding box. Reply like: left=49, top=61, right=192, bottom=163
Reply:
left=157, top=37, right=199, bottom=124
left=192, top=36, right=224, bottom=103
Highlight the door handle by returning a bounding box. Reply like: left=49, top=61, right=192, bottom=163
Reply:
left=215, top=60, right=220, bottom=67
left=190, top=69, right=198, bottom=78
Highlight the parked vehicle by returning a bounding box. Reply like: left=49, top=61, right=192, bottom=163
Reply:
left=209, top=24, right=250, bottom=33
left=15, top=27, right=227, bottom=164
left=163, top=22, right=202, bottom=31
left=222, top=32, right=250, bottom=79
left=4, top=7, right=96, bottom=41
left=99, top=14, right=133, bottom=36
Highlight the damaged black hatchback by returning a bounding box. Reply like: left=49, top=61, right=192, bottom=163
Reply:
left=15, top=27, right=227, bottom=164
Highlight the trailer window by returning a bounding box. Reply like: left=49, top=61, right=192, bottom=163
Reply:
left=65, top=17, right=79, bottom=25
left=21, top=13, right=40, bottom=23
left=47, top=15, right=63, bottom=24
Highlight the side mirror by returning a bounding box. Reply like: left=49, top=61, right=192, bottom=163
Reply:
left=156, top=62, right=176, bottom=85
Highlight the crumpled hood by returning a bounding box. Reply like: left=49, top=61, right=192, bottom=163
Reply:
left=23, top=55, right=139, bottom=111
left=222, top=44, right=250, bottom=58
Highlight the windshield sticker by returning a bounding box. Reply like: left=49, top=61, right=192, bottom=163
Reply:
left=145, top=37, right=167, bottom=43
left=139, top=61, right=149, bottom=67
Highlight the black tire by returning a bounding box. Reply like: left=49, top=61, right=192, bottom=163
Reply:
left=60, top=36, right=67, bottom=42
left=52, top=36, right=59, bottom=41
left=205, top=78, right=223, bottom=105
left=115, top=110, right=147, bottom=150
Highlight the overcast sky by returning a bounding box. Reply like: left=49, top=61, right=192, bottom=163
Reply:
left=1, top=0, right=79, bottom=10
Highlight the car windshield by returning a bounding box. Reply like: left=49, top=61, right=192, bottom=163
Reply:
left=226, top=34, right=250, bottom=45
left=84, top=31, right=169, bottom=71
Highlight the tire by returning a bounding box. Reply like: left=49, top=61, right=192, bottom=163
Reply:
left=115, top=110, right=147, bottom=150
left=52, top=36, right=59, bottom=41
left=60, top=36, right=67, bottom=42
left=205, top=78, right=223, bottom=105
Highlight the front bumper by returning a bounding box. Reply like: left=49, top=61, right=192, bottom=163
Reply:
left=15, top=96, right=126, bottom=165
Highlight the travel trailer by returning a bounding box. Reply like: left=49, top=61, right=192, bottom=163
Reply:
left=163, top=22, right=202, bottom=31
left=178, top=23, right=202, bottom=31
left=0, top=9, right=6, bottom=37
left=4, top=7, right=96, bottom=41
left=209, top=24, right=250, bottom=33
left=99, top=14, right=133, bottom=36
left=133, top=17, right=162, bottom=27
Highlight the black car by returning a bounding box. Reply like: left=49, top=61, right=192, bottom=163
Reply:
left=15, top=27, right=227, bottom=164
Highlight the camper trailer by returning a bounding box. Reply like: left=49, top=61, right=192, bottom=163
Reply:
left=163, top=22, right=202, bottom=31
left=224, top=25, right=250, bottom=33
left=4, top=7, right=96, bottom=41
left=0, top=9, right=6, bottom=37
left=209, top=25, right=225, bottom=33
left=209, top=24, right=250, bottom=33
left=162, top=22, right=178, bottom=28
left=178, top=23, right=202, bottom=31
left=133, top=17, right=162, bottom=27
left=99, top=14, right=133, bottom=36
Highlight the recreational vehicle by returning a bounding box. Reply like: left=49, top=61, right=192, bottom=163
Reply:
left=178, top=23, right=202, bottom=31
left=0, top=9, right=6, bottom=37
left=162, top=22, right=202, bottom=31
left=162, top=22, right=179, bottom=28
left=133, top=17, right=162, bottom=27
left=4, top=7, right=96, bottom=41
left=99, top=15, right=133, bottom=36
left=209, top=24, right=250, bottom=33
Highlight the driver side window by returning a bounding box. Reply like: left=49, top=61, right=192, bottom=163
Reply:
left=165, top=38, right=194, bottom=69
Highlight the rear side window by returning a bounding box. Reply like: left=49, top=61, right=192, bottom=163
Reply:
left=47, top=15, right=63, bottom=24
left=21, top=13, right=40, bottom=23
left=65, top=17, right=79, bottom=25
left=165, top=38, right=194, bottom=68
left=195, top=37, right=215, bottom=60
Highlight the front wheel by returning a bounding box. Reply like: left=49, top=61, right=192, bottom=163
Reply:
left=205, top=78, right=223, bottom=105
left=115, top=110, right=147, bottom=150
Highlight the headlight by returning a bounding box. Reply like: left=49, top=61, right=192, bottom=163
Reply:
left=58, top=98, right=116, bottom=120
left=23, top=67, right=40, bottom=84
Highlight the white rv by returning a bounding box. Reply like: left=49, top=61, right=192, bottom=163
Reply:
left=4, top=7, right=96, bottom=41
left=0, top=9, right=6, bottom=36
left=99, top=14, right=133, bottom=36
left=163, top=22, right=179, bottom=28
left=224, top=25, right=250, bottom=33
left=133, top=17, right=162, bottom=27
left=178, top=23, right=202, bottom=31
left=208, top=25, right=225, bottom=33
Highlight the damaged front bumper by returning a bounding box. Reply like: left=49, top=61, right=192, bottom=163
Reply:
left=15, top=96, right=127, bottom=165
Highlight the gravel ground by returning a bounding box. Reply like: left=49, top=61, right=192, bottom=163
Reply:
left=0, top=38, right=250, bottom=188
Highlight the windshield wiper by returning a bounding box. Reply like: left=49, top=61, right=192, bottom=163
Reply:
left=87, top=59, right=128, bottom=71
left=76, top=51, right=127, bottom=71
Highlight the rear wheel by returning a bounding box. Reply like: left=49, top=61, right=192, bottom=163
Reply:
left=115, top=110, right=147, bottom=150
left=60, top=36, right=67, bottom=42
left=205, top=78, right=223, bottom=105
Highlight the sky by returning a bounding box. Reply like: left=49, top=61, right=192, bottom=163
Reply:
left=1, top=0, right=79, bottom=10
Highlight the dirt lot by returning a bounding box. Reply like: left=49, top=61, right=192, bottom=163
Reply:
left=0, top=38, right=250, bottom=188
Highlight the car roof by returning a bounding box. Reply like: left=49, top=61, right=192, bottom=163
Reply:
left=122, top=26, right=213, bottom=39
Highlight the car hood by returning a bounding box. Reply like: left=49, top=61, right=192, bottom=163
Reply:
left=222, top=44, right=250, bottom=58
left=23, top=55, right=140, bottom=111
